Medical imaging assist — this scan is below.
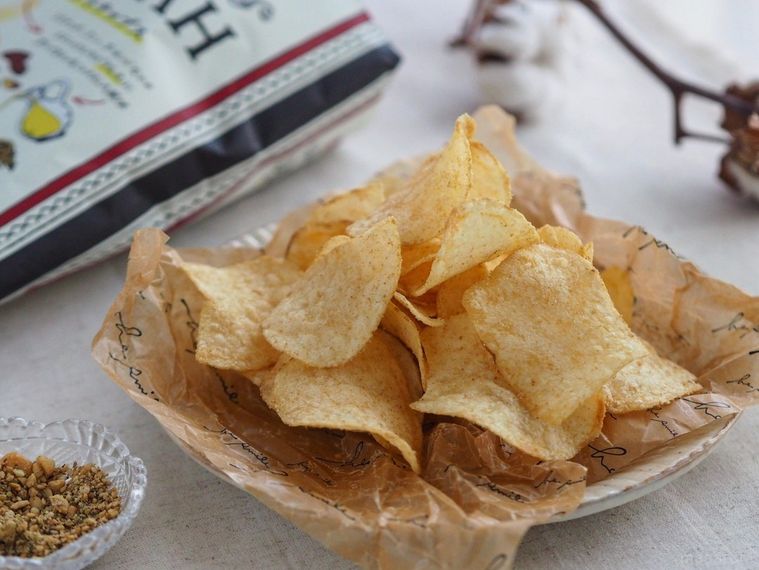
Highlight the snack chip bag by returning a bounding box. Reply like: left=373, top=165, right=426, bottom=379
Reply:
left=0, top=1, right=399, bottom=303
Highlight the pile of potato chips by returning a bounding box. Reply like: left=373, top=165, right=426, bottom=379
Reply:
left=181, top=111, right=701, bottom=473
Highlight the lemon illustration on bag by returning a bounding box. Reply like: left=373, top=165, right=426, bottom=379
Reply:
left=19, top=79, right=73, bottom=142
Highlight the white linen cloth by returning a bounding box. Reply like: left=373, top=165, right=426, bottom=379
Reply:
left=2, top=1, right=757, bottom=568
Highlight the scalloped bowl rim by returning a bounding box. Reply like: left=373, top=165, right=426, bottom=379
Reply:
left=0, top=417, right=147, bottom=568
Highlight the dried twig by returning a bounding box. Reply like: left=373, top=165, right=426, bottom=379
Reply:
left=454, top=0, right=758, bottom=144
left=572, top=0, right=756, bottom=144
left=451, top=0, right=492, bottom=47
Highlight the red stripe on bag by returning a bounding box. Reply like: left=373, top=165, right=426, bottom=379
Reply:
left=0, top=12, right=370, bottom=227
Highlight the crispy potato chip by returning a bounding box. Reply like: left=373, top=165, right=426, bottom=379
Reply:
left=264, top=217, right=401, bottom=367
left=538, top=225, right=593, bottom=262
left=604, top=342, right=701, bottom=414
left=259, top=334, right=422, bottom=472
left=463, top=244, right=647, bottom=425
left=265, top=203, right=317, bottom=258
left=318, top=235, right=351, bottom=257
left=381, top=301, right=428, bottom=390
left=601, top=266, right=634, bottom=325
left=309, top=183, right=386, bottom=224
left=369, top=154, right=432, bottom=197
left=412, top=199, right=539, bottom=295
left=483, top=254, right=507, bottom=273
left=399, top=260, right=433, bottom=297
left=411, top=315, right=605, bottom=460
left=183, top=257, right=302, bottom=371
left=393, top=292, right=444, bottom=328
left=436, top=264, right=489, bottom=318
left=401, top=240, right=440, bottom=275
left=469, top=141, right=512, bottom=205
left=243, top=368, right=274, bottom=388
left=285, top=221, right=349, bottom=270
left=348, top=115, right=473, bottom=244
left=472, top=105, right=541, bottom=175
left=278, top=183, right=385, bottom=268
left=582, top=241, right=594, bottom=262
left=377, top=329, right=424, bottom=401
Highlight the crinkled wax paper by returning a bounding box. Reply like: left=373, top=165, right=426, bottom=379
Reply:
left=93, top=107, right=759, bottom=569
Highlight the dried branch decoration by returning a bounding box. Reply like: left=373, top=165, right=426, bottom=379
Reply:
left=456, top=0, right=759, bottom=198
left=573, top=0, right=755, bottom=145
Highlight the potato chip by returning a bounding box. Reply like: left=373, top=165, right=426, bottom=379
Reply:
left=436, top=264, right=489, bottom=318
left=469, top=141, right=512, bottom=205
left=398, top=260, right=433, bottom=297
left=285, top=221, right=348, bottom=270
left=268, top=184, right=384, bottom=264
left=401, top=240, right=440, bottom=275
left=183, top=257, right=302, bottom=371
left=318, top=235, right=351, bottom=257
left=483, top=254, right=507, bottom=273
left=368, top=154, right=432, bottom=197
left=393, top=292, right=444, bottom=328
left=472, top=105, right=541, bottom=175
left=463, top=244, right=648, bottom=425
left=377, top=329, right=424, bottom=401
left=264, top=217, right=401, bottom=367
left=412, top=199, right=539, bottom=295
left=347, top=115, right=473, bottom=244
left=380, top=301, right=428, bottom=389
left=259, top=334, right=422, bottom=472
left=411, top=315, right=605, bottom=460
left=265, top=203, right=317, bottom=258
left=601, top=266, right=634, bottom=326
left=604, top=342, right=701, bottom=414
left=309, top=182, right=386, bottom=224
left=243, top=367, right=274, bottom=388
left=538, top=225, right=593, bottom=262
left=582, top=241, right=594, bottom=262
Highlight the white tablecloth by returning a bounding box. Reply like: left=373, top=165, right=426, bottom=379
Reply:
left=2, top=1, right=758, bottom=568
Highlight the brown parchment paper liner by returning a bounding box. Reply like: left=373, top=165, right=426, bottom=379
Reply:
left=93, top=108, right=759, bottom=569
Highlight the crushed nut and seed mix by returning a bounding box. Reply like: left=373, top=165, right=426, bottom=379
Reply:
left=0, top=452, right=121, bottom=558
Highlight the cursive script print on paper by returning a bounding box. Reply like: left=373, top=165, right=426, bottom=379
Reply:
left=648, top=407, right=679, bottom=438
left=711, top=311, right=759, bottom=339
left=475, top=481, right=528, bottom=503
left=204, top=425, right=288, bottom=476
left=315, top=440, right=376, bottom=470
left=297, top=486, right=356, bottom=522
left=725, top=373, right=759, bottom=394
left=587, top=443, right=627, bottom=474
left=108, top=312, right=159, bottom=401
left=621, top=226, right=683, bottom=259
left=213, top=370, right=239, bottom=403
left=680, top=397, right=734, bottom=420
left=284, top=461, right=334, bottom=486
left=180, top=298, right=200, bottom=354
left=533, top=470, right=585, bottom=491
